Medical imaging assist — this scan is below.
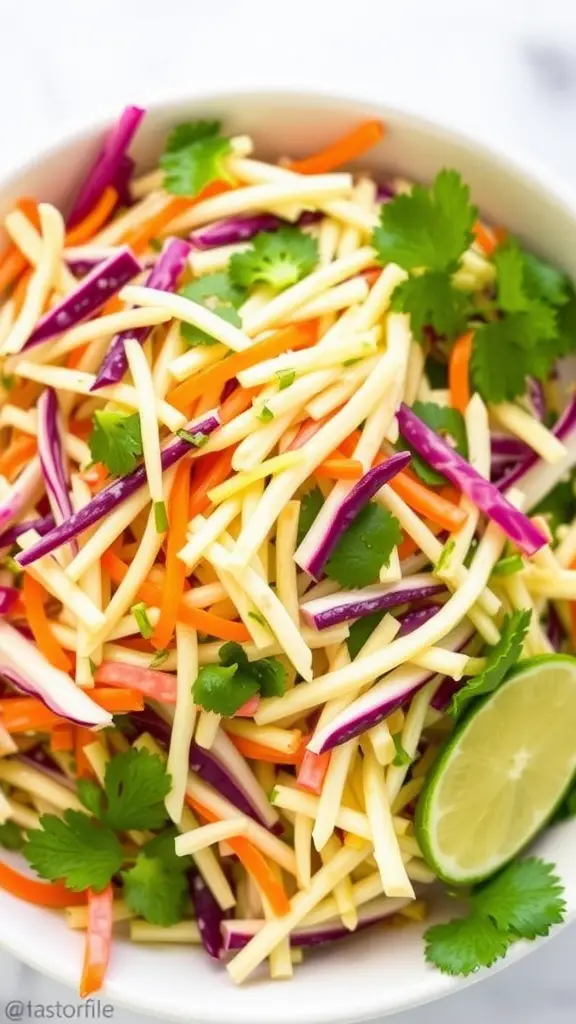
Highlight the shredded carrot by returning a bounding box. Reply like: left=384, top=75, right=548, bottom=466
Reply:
left=286, top=120, right=385, bottom=175
left=75, top=726, right=96, bottom=779
left=101, top=549, right=250, bottom=643
left=22, top=575, right=72, bottom=672
left=80, top=886, right=113, bottom=998
left=124, top=182, right=231, bottom=255
left=0, top=198, right=40, bottom=294
left=66, top=345, right=89, bottom=370
left=227, top=732, right=309, bottom=765
left=316, top=457, right=363, bottom=480
left=361, top=267, right=382, bottom=287
left=169, top=321, right=319, bottom=411
left=0, top=860, right=85, bottom=908
left=219, top=386, right=259, bottom=425
left=188, top=447, right=236, bottom=521
left=11, top=268, right=32, bottom=316
left=492, top=225, right=508, bottom=247
left=79, top=462, right=109, bottom=488
left=186, top=796, right=290, bottom=915
left=0, top=690, right=144, bottom=734
left=50, top=724, right=74, bottom=752
left=69, top=418, right=93, bottom=440
left=297, top=749, right=331, bottom=795
left=473, top=220, right=497, bottom=257
left=0, top=436, right=37, bottom=480
left=65, top=188, right=118, bottom=246
left=449, top=330, right=474, bottom=415
left=9, top=380, right=40, bottom=411
left=388, top=469, right=467, bottom=532
left=151, top=459, right=192, bottom=651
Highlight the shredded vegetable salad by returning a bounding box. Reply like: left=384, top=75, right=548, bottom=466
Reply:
left=1, top=107, right=576, bottom=993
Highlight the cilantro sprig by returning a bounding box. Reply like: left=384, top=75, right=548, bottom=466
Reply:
left=229, top=227, right=318, bottom=291
left=424, top=858, right=566, bottom=976
left=193, top=641, right=286, bottom=716
left=297, top=487, right=324, bottom=545
left=0, top=820, right=25, bottom=852
left=449, top=610, right=531, bottom=718
left=122, top=830, right=191, bottom=926
left=160, top=120, right=233, bottom=197
left=324, top=503, right=403, bottom=588
left=179, top=272, right=246, bottom=346
left=88, top=411, right=142, bottom=478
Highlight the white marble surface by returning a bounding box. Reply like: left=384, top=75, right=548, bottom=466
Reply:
left=2, top=1, right=576, bottom=1020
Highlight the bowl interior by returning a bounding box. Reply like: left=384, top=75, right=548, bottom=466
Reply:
left=1, top=89, right=576, bottom=1024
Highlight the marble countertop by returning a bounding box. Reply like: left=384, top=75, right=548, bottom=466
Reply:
left=1, top=2, right=576, bottom=1020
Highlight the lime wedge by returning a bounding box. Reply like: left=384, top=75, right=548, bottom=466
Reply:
left=415, top=655, right=576, bottom=885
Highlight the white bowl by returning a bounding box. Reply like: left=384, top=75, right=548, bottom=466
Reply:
left=1, top=88, right=576, bottom=1024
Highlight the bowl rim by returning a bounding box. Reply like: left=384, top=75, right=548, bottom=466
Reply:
left=1, top=83, right=576, bottom=1023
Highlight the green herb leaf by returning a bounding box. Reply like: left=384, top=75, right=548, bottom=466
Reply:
left=131, top=602, right=153, bottom=639
left=102, top=748, right=171, bottom=832
left=325, top=504, right=402, bottom=588
left=401, top=402, right=468, bottom=486
left=473, top=858, right=566, bottom=940
left=229, top=227, right=318, bottom=291
left=372, top=170, right=476, bottom=272
left=193, top=663, right=258, bottom=716
left=122, top=829, right=190, bottom=926
left=149, top=649, right=170, bottom=669
left=257, top=404, right=274, bottom=423
left=297, top=487, right=324, bottom=545
left=276, top=369, right=296, bottom=390
left=88, top=411, right=142, bottom=478
left=471, top=317, right=534, bottom=404
left=177, top=429, right=209, bottom=449
left=436, top=539, right=456, bottom=574
left=346, top=612, right=384, bottom=659
left=449, top=610, right=531, bottom=717
left=491, top=554, right=525, bottom=578
left=424, top=913, right=510, bottom=976
left=160, top=123, right=232, bottom=196
left=0, top=820, right=25, bottom=851
left=532, top=473, right=576, bottom=539
left=179, top=273, right=245, bottom=346
left=77, top=778, right=105, bottom=818
left=25, top=812, right=124, bottom=892
left=391, top=271, right=470, bottom=341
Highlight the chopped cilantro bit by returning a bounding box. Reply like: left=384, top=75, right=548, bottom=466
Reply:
left=325, top=503, right=402, bottom=588
left=131, top=602, right=153, bottom=639
left=491, top=554, right=525, bottom=577
left=449, top=610, right=531, bottom=718
left=436, top=539, right=456, bottom=574
left=179, top=273, right=245, bottom=346
left=257, top=403, right=274, bottom=423
left=346, top=612, right=384, bottom=660
left=88, top=410, right=142, bottom=478
left=229, top=227, right=318, bottom=291
left=154, top=500, right=168, bottom=533
left=392, top=734, right=412, bottom=767
left=149, top=649, right=170, bottom=669
left=296, top=487, right=324, bottom=545
left=193, top=642, right=286, bottom=715
left=177, top=429, right=209, bottom=448
left=275, top=368, right=296, bottom=390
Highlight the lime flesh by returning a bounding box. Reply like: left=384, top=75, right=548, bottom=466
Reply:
left=415, top=655, right=576, bottom=885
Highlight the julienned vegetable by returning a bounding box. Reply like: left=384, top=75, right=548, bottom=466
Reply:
left=36, top=389, right=75, bottom=543
left=17, top=412, right=220, bottom=565
left=67, top=105, right=144, bottom=227
left=0, top=110, right=574, bottom=997
left=92, top=238, right=190, bottom=388
left=0, top=620, right=111, bottom=727
left=24, top=248, right=142, bottom=350
left=296, top=452, right=411, bottom=579
left=300, top=574, right=445, bottom=630
left=397, top=404, right=548, bottom=555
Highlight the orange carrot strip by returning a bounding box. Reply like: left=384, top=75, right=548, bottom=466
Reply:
left=124, top=182, right=231, bottom=255
left=297, top=749, right=331, bottom=795
left=9, top=380, right=40, bottom=411
left=449, top=330, right=474, bottom=415
left=80, top=886, right=113, bottom=998
left=286, top=120, right=385, bottom=175
left=492, top=226, right=508, bottom=247
left=0, top=690, right=143, bottom=734
left=11, top=268, right=32, bottom=315
left=219, top=386, right=259, bottom=425
left=0, top=198, right=40, bottom=294
left=151, top=460, right=192, bottom=650
left=188, top=447, right=236, bottom=521
left=65, top=188, right=118, bottom=246
left=0, top=436, right=37, bottom=480
left=316, top=457, right=363, bottom=481
left=473, top=220, right=497, bottom=257
left=22, top=575, right=72, bottom=672
left=0, top=860, right=85, bottom=908
left=388, top=471, right=467, bottom=532
left=69, top=419, right=93, bottom=440
left=186, top=797, right=290, bottom=915
left=79, top=462, right=109, bottom=489
left=169, top=321, right=318, bottom=411
left=75, top=726, right=96, bottom=779
left=101, top=550, right=250, bottom=643
left=361, top=267, right=382, bottom=287
left=50, top=724, right=75, bottom=753
left=66, top=345, right=89, bottom=370
left=227, top=733, right=309, bottom=765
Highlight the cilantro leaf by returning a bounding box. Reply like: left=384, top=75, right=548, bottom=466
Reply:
left=77, top=778, right=105, bottom=819
left=392, top=734, right=412, bottom=767
left=325, top=504, right=402, bottom=588
left=165, top=120, right=221, bottom=153
left=347, top=612, right=384, bottom=659
left=177, top=429, right=209, bottom=449
left=556, top=284, right=576, bottom=357
left=160, top=123, right=233, bottom=197
left=491, top=554, right=525, bottom=578
left=400, top=401, right=468, bottom=486
left=88, top=411, right=142, bottom=478
left=25, top=812, right=123, bottom=892
left=372, top=170, right=476, bottom=272
left=391, top=272, right=470, bottom=341
left=473, top=858, right=566, bottom=940
left=297, top=487, right=324, bottom=545
left=0, top=820, right=25, bottom=851
left=495, top=240, right=569, bottom=312
left=532, top=473, right=576, bottom=539
left=449, top=610, right=531, bottom=717
left=102, top=748, right=171, bottom=832
left=122, top=830, right=190, bottom=926
left=425, top=355, right=449, bottom=389
left=193, top=663, right=258, bottom=716
left=471, top=317, right=534, bottom=404
left=247, top=655, right=286, bottom=698
left=179, top=273, right=245, bottom=346
left=229, top=227, right=318, bottom=291
left=424, top=913, right=511, bottom=976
